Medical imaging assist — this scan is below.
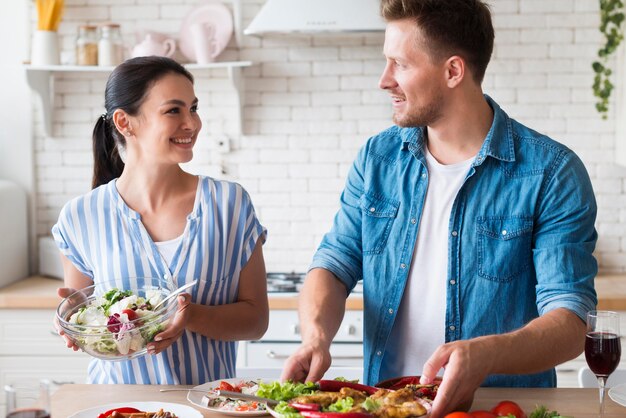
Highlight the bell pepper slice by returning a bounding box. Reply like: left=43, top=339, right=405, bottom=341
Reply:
left=98, top=407, right=142, bottom=418
left=289, top=402, right=322, bottom=412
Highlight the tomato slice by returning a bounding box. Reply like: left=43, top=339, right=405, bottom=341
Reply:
left=122, top=308, right=138, bottom=321
left=98, top=407, right=141, bottom=418
left=219, top=381, right=239, bottom=392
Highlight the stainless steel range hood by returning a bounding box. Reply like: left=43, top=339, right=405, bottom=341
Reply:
left=244, top=0, right=386, bottom=35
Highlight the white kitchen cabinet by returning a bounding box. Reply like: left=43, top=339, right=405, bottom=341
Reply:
left=0, top=308, right=91, bottom=416
left=239, top=309, right=364, bottom=369
left=555, top=311, right=626, bottom=388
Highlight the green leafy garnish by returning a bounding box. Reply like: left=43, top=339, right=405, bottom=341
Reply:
left=274, top=401, right=303, bottom=418
left=101, top=289, right=133, bottom=314
left=361, top=397, right=381, bottom=412
left=327, top=397, right=354, bottom=412
left=257, top=381, right=318, bottom=402
left=529, top=405, right=573, bottom=418
left=333, top=377, right=359, bottom=383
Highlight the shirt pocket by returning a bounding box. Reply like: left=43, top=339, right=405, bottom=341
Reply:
left=360, top=192, right=400, bottom=255
left=476, top=216, right=533, bottom=282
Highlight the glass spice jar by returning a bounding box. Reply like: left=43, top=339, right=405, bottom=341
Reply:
left=98, top=23, right=124, bottom=67
left=76, top=25, right=98, bottom=66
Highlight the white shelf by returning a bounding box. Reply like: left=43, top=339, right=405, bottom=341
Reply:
left=25, top=61, right=252, bottom=137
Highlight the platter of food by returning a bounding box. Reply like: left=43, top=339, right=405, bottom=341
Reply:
left=187, top=378, right=270, bottom=416
left=68, top=401, right=203, bottom=418
left=256, top=379, right=437, bottom=418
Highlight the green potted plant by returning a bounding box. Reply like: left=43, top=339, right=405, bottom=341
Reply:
left=592, top=0, right=625, bottom=119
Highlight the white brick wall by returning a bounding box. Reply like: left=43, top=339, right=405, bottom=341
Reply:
left=31, top=0, right=626, bottom=273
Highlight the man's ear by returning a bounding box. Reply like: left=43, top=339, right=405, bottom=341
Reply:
left=445, top=55, right=465, bottom=88
left=112, top=109, right=134, bottom=137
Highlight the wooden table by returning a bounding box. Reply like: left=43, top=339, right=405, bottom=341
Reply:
left=51, top=384, right=626, bottom=417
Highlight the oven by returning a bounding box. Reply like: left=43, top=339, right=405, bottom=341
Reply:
left=238, top=273, right=364, bottom=376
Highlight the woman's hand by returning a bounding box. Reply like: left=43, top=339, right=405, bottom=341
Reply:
left=55, top=287, right=81, bottom=351
left=147, top=293, right=192, bottom=355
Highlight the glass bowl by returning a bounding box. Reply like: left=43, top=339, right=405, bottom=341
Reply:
left=55, top=277, right=177, bottom=361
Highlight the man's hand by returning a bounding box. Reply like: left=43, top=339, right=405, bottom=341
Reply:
left=147, top=293, right=191, bottom=355
left=280, top=341, right=332, bottom=383
left=420, top=339, right=491, bottom=418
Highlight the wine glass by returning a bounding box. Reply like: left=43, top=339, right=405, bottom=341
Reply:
left=585, top=310, right=622, bottom=418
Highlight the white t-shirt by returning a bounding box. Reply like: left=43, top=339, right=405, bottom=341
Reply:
left=155, top=234, right=184, bottom=267
left=382, top=144, right=475, bottom=377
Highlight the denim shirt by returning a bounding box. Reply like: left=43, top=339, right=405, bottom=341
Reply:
left=309, top=96, right=598, bottom=387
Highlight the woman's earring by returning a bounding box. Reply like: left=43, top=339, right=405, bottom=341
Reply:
left=125, top=131, right=131, bottom=137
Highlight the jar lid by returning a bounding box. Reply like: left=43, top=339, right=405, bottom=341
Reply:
left=99, top=22, right=121, bottom=28
left=79, top=25, right=97, bottom=30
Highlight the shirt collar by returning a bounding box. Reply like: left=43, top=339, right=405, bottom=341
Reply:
left=400, top=95, right=516, bottom=164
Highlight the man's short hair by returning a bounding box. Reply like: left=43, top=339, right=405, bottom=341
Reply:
left=381, top=0, right=494, bottom=84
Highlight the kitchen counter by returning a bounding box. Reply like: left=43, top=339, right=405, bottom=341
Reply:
left=50, top=384, right=625, bottom=417
left=0, top=275, right=364, bottom=310
left=1, top=274, right=626, bottom=311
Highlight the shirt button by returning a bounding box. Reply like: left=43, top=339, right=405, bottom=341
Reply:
left=421, top=173, right=427, bottom=178
left=376, top=351, right=382, bottom=356
left=451, top=231, right=458, bottom=237
left=388, top=308, right=394, bottom=314
left=449, top=325, right=456, bottom=331
left=410, top=218, right=417, bottom=224
left=163, top=273, right=168, bottom=279
left=450, top=279, right=456, bottom=285
left=369, top=207, right=376, bottom=212
left=501, top=230, right=507, bottom=236
left=400, top=263, right=406, bottom=269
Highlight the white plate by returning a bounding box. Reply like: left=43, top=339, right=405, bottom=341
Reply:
left=179, top=2, right=233, bottom=62
left=68, top=401, right=203, bottom=418
left=187, top=378, right=269, bottom=416
left=609, top=383, right=626, bottom=406
left=266, top=403, right=284, bottom=418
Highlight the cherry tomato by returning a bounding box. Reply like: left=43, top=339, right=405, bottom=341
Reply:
left=491, top=401, right=526, bottom=418
left=122, top=308, right=138, bottom=321
left=470, top=411, right=498, bottom=418
left=444, top=413, right=473, bottom=418
left=219, top=381, right=239, bottom=392
left=236, top=405, right=250, bottom=411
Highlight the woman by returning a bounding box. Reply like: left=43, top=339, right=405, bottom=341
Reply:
left=52, top=56, right=269, bottom=384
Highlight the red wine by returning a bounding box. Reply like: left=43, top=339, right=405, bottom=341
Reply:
left=5, top=409, right=50, bottom=418
left=585, top=331, right=622, bottom=376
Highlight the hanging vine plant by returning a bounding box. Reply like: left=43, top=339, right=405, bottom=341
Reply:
left=592, top=0, right=625, bottom=119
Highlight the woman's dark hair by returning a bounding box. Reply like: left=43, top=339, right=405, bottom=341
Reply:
left=381, top=0, right=494, bottom=84
left=92, top=56, right=194, bottom=188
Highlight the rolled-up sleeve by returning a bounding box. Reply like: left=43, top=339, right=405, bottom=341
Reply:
left=533, top=150, right=598, bottom=321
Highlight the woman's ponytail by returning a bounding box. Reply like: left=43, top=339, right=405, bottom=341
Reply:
left=91, top=115, right=124, bottom=189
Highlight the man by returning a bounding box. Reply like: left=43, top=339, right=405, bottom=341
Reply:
left=281, top=0, right=598, bottom=416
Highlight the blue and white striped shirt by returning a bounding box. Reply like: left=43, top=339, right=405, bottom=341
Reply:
left=52, top=176, right=266, bottom=384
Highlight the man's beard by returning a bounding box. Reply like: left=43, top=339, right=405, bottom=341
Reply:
left=392, top=95, right=443, bottom=127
